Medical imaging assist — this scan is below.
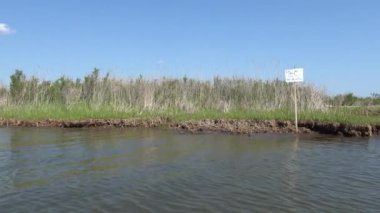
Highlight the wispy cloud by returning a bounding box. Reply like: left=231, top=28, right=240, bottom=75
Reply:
left=0, top=23, right=14, bottom=35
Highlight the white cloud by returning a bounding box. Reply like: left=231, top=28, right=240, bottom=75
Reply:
left=0, top=23, right=14, bottom=35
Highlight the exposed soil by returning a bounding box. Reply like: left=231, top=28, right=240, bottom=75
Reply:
left=173, top=120, right=379, bottom=137
left=0, top=118, right=379, bottom=137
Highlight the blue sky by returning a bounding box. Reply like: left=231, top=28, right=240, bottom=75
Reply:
left=1, top=0, right=379, bottom=96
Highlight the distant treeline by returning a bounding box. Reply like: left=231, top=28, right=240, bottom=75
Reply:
left=0, top=69, right=378, bottom=112
left=329, top=92, right=380, bottom=106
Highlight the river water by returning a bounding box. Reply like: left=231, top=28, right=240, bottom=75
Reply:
left=0, top=128, right=379, bottom=212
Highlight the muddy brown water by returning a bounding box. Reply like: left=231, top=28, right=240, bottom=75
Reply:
left=0, top=128, right=380, bottom=212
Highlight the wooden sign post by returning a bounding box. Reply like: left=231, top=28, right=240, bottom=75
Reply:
left=285, top=68, right=304, bottom=133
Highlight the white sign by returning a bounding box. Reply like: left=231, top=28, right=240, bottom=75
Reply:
left=285, top=68, right=304, bottom=83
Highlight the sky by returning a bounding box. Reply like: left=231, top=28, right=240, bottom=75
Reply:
left=1, top=0, right=379, bottom=96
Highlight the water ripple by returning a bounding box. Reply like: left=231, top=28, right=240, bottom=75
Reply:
left=0, top=128, right=380, bottom=212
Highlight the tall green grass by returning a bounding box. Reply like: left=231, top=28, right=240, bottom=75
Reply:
left=1, top=69, right=325, bottom=112
left=0, top=104, right=379, bottom=124
left=0, top=69, right=379, bottom=124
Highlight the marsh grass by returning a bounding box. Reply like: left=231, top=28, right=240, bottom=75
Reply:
left=0, top=104, right=379, bottom=125
left=0, top=70, right=379, bottom=125
left=1, top=70, right=326, bottom=112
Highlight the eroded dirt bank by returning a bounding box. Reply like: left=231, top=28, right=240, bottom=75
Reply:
left=0, top=118, right=379, bottom=137
left=174, top=120, right=379, bottom=137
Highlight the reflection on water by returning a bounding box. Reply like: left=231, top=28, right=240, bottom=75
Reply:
left=0, top=128, right=379, bottom=212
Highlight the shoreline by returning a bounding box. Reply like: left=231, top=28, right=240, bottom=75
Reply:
left=1, top=118, right=379, bottom=137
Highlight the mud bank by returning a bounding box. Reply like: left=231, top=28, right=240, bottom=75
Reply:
left=174, top=120, right=379, bottom=137
left=0, top=118, right=379, bottom=137
left=0, top=118, right=165, bottom=128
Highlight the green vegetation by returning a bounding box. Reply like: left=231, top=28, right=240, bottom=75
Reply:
left=0, top=105, right=379, bottom=125
left=1, top=68, right=326, bottom=111
left=0, top=69, right=379, bottom=125
left=329, top=92, right=380, bottom=106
